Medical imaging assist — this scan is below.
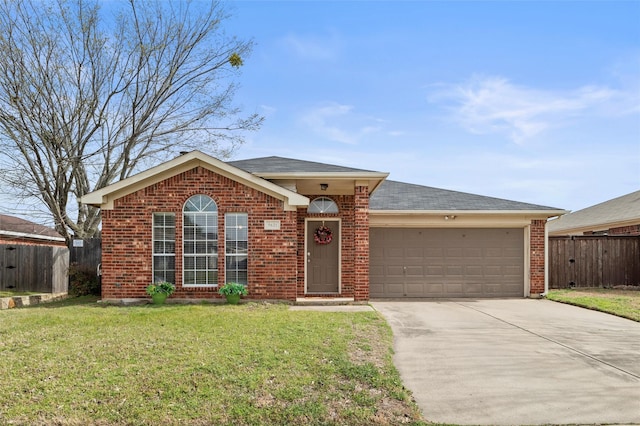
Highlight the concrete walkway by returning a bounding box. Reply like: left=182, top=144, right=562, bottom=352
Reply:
left=372, top=299, right=640, bottom=425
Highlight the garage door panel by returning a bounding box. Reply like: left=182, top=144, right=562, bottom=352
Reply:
left=426, top=266, right=444, bottom=276
left=385, top=247, right=404, bottom=259
left=386, top=265, right=405, bottom=277
left=425, top=283, right=445, bottom=295
left=370, top=228, right=525, bottom=298
left=445, top=283, right=464, bottom=296
left=464, top=283, right=483, bottom=295
left=425, top=248, right=444, bottom=257
left=464, top=265, right=483, bottom=277
left=405, top=266, right=424, bottom=277
left=446, top=265, right=464, bottom=276
left=446, top=247, right=464, bottom=257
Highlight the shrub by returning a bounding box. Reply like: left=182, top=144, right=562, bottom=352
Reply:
left=218, top=282, right=248, bottom=296
left=68, top=263, right=101, bottom=296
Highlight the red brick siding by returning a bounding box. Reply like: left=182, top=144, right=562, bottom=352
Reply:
left=529, top=219, right=546, bottom=295
left=101, top=166, right=298, bottom=300
left=354, top=185, right=369, bottom=301
left=608, top=224, right=640, bottom=236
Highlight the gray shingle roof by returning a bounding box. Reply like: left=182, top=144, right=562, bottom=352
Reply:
left=548, top=190, right=640, bottom=233
left=228, top=156, right=561, bottom=212
left=228, top=156, right=379, bottom=174
left=370, top=180, right=561, bottom=211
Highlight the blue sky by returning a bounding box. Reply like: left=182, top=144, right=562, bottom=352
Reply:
left=225, top=0, right=640, bottom=212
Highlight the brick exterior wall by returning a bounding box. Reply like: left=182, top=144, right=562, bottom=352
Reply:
left=353, top=185, right=369, bottom=301
left=608, top=224, right=640, bottom=236
left=101, top=166, right=298, bottom=300
left=529, top=219, right=546, bottom=295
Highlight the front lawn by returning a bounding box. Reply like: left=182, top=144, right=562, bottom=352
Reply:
left=548, top=288, right=640, bottom=322
left=0, top=299, right=425, bottom=425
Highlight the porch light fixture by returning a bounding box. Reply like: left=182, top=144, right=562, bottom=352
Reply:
left=320, top=183, right=328, bottom=191
left=444, top=215, right=456, bottom=220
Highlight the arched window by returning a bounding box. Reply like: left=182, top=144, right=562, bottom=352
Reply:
left=307, top=197, right=339, bottom=214
left=183, top=195, right=218, bottom=286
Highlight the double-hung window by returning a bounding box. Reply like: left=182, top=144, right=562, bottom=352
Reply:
left=152, top=213, right=176, bottom=284
left=225, top=213, right=248, bottom=285
left=183, top=195, right=218, bottom=286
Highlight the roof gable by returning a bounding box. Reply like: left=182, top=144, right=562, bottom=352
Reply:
left=371, top=180, right=564, bottom=213
left=81, top=151, right=309, bottom=211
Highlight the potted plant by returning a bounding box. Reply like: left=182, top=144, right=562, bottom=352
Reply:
left=218, top=282, right=248, bottom=305
left=146, top=281, right=176, bottom=305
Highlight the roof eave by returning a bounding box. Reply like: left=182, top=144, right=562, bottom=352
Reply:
left=371, top=209, right=569, bottom=217
left=254, top=172, right=389, bottom=179
left=548, top=217, right=640, bottom=235
left=0, top=230, right=66, bottom=243
left=80, top=151, right=310, bottom=210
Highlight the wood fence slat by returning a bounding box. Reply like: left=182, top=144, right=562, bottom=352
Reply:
left=549, top=236, right=640, bottom=288
left=0, top=244, right=69, bottom=292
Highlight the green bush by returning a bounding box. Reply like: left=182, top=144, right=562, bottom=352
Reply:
left=218, top=282, right=248, bottom=296
left=68, top=263, right=101, bottom=296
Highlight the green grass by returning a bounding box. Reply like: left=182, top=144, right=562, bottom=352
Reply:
left=0, top=298, right=426, bottom=425
left=548, top=288, right=640, bottom=322
left=0, top=291, right=39, bottom=297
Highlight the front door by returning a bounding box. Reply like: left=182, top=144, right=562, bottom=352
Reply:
left=306, top=220, right=340, bottom=293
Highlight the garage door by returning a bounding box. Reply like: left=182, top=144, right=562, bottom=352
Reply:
left=370, top=228, right=524, bottom=298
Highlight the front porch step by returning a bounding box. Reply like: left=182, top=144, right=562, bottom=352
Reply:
left=295, top=297, right=357, bottom=306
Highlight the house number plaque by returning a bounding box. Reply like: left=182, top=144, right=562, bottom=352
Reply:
left=264, top=220, right=281, bottom=230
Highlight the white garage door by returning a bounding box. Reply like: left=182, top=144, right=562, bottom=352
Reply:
left=370, top=228, right=524, bottom=298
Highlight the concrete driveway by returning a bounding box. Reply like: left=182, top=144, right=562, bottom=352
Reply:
left=372, top=299, right=640, bottom=425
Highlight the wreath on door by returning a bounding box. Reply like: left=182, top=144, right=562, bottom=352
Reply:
left=314, top=225, right=333, bottom=245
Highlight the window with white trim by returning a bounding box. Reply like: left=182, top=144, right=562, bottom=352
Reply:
left=225, top=213, right=248, bottom=285
left=183, top=195, right=218, bottom=286
left=152, top=213, right=175, bottom=284
left=307, top=197, right=339, bottom=214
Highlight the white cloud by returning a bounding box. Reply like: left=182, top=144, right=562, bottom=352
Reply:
left=429, top=75, right=639, bottom=144
left=259, top=104, right=277, bottom=116
left=300, top=102, right=383, bottom=145
left=281, top=30, right=343, bottom=61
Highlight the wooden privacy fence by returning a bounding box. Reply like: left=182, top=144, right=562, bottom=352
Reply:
left=69, top=238, right=102, bottom=272
left=0, top=244, right=69, bottom=293
left=549, top=236, right=640, bottom=289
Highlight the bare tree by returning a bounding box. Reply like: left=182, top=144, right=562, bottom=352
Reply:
left=0, top=0, right=262, bottom=243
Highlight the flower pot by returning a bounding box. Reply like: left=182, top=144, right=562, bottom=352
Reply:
left=152, top=293, right=168, bottom=305
left=225, top=294, right=241, bottom=305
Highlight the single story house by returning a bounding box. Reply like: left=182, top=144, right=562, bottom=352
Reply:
left=548, top=190, right=640, bottom=236
left=81, top=151, right=565, bottom=302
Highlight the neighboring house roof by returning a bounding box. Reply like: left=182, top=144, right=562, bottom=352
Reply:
left=548, top=190, right=640, bottom=235
left=81, top=151, right=310, bottom=211
left=370, top=180, right=564, bottom=213
left=0, top=214, right=65, bottom=242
